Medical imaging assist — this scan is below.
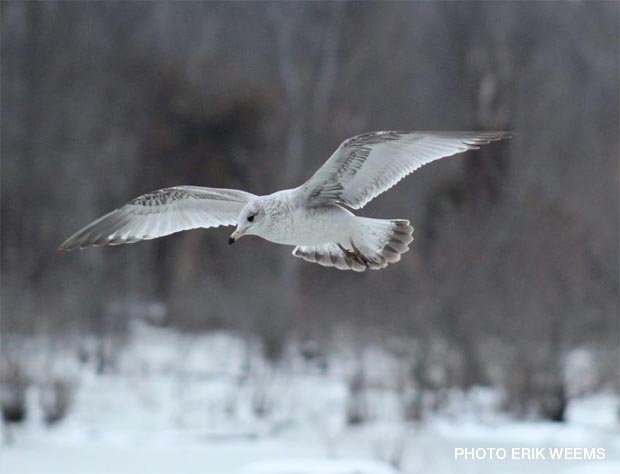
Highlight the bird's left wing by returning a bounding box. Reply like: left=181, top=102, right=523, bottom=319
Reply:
left=59, top=186, right=254, bottom=250
left=300, top=131, right=512, bottom=209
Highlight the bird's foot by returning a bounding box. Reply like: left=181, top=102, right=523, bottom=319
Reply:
left=337, top=241, right=375, bottom=268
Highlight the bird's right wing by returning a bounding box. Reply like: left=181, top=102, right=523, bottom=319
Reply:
left=299, top=131, right=512, bottom=209
left=59, top=186, right=255, bottom=250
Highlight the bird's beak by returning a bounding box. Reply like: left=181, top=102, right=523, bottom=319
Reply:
left=229, top=230, right=243, bottom=245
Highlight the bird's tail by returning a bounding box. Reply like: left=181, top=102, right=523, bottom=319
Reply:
left=292, top=218, right=413, bottom=272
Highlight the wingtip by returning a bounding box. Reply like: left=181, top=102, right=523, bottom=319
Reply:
left=475, top=131, right=515, bottom=144
left=57, top=241, right=74, bottom=252
left=58, top=236, right=88, bottom=251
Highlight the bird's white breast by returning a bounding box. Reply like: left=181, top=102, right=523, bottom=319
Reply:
left=258, top=191, right=353, bottom=246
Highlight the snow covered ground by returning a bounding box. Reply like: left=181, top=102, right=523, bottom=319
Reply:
left=1, top=325, right=618, bottom=474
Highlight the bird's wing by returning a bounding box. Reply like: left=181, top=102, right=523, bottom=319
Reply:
left=300, top=131, right=512, bottom=209
left=59, top=186, right=254, bottom=250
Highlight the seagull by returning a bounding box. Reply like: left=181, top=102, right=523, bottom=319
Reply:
left=59, top=131, right=511, bottom=271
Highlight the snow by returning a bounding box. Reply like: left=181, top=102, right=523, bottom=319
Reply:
left=242, top=459, right=401, bottom=474
left=1, top=324, right=618, bottom=474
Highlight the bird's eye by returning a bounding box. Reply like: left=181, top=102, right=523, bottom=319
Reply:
left=247, top=214, right=255, bottom=222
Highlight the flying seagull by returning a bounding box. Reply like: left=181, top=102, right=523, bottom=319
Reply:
left=59, top=131, right=511, bottom=271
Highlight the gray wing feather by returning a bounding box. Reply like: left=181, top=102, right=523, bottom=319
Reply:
left=301, top=131, right=512, bottom=209
left=59, top=186, right=254, bottom=250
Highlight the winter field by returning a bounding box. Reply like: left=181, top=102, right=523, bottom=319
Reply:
left=1, top=323, right=618, bottom=474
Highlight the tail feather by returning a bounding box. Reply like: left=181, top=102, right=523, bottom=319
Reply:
left=292, top=218, right=413, bottom=272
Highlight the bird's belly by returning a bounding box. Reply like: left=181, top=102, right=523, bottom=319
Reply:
left=266, top=206, right=353, bottom=246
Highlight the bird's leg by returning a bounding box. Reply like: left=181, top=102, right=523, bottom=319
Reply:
left=350, top=240, right=376, bottom=266
left=337, top=241, right=373, bottom=267
left=337, top=243, right=365, bottom=266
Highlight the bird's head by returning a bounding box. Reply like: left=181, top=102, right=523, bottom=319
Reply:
left=229, top=198, right=264, bottom=245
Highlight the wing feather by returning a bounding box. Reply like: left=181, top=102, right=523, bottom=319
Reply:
left=301, top=131, right=512, bottom=209
left=59, top=186, right=254, bottom=250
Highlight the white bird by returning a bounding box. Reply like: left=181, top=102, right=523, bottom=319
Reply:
left=59, top=131, right=511, bottom=271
